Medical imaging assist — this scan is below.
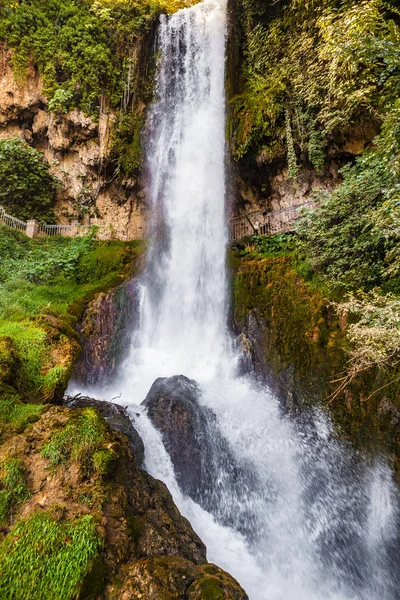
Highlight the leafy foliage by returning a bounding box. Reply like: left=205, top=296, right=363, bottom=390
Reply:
left=0, top=0, right=199, bottom=116
left=0, top=138, right=57, bottom=222
left=0, top=512, right=101, bottom=600
left=331, top=290, right=400, bottom=399
left=297, top=99, right=400, bottom=291
left=232, top=0, right=400, bottom=166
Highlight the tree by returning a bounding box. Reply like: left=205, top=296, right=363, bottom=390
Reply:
left=0, top=138, right=58, bottom=223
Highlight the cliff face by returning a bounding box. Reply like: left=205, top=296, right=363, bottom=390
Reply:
left=231, top=253, right=400, bottom=477
left=0, top=44, right=149, bottom=238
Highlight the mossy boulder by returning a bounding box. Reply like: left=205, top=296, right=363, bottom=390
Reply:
left=0, top=404, right=247, bottom=599
left=105, top=556, right=248, bottom=600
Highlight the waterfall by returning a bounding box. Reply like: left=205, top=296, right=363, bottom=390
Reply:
left=74, top=0, right=400, bottom=598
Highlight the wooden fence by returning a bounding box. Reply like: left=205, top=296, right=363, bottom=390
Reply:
left=229, top=201, right=315, bottom=242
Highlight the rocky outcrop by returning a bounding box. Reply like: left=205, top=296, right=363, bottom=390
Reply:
left=63, top=395, right=145, bottom=469
left=105, top=557, right=248, bottom=600
left=143, top=376, right=209, bottom=499
left=142, top=375, right=260, bottom=536
left=0, top=44, right=148, bottom=237
left=232, top=253, right=400, bottom=476
left=0, top=403, right=248, bottom=599
left=73, top=280, right=139, bottom=387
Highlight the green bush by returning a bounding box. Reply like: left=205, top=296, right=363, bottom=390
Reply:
left=232, top=0, right=400, bottom=166
left=0, top=138, right=57, bottom=222
left=297, top=104, right=400, bottom=291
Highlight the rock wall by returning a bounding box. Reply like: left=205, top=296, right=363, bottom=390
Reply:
left=0, top=44, right=149, bottom=238
left=231, top=253, right=400, bottom=477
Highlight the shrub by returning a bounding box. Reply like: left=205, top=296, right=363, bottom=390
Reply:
left=0, top=138, right=57, bottom=222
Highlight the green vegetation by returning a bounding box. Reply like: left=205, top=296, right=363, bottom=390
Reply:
left=232, top=0, right=400, bottom=407
left=0, top=511, right=101, bottom=600
left=232, top=0, right=400, bottom=212
left=0, top=0, right=199, bottom=176
left=0, top=0, right=196, bottom=114
left=0, top=459, right=30, bottom=524
left=232, top=0, right=400, bottom=164
left=0, top=390, right=43, bottom=433
left=41, top=407, right=114, bottom=476
left=0, top=138, right=58, bottom=222
left=0, top=225, right=143, bottom=404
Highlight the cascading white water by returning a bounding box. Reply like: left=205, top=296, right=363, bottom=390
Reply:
left=122, top=0, right=232, bottom=400
left=74, top=0, right=400, bottom=598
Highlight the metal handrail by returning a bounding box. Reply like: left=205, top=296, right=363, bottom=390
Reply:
left=229, top=201, right=315, bottom=242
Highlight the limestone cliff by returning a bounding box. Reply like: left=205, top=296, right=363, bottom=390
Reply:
left=0, top=44, right=149, bottom=238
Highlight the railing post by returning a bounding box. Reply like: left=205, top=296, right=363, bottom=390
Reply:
left=26, top=220, right=39, bottom=238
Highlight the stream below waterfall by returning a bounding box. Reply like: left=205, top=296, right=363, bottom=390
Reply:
left=70, top=0, right=400, bottom=598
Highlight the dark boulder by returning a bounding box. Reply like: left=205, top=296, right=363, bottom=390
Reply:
left=142, top=375, right=208, bottom=500
left=64, top=394, right=145, bottom=468
left=142, top=375, right=262, bottom=537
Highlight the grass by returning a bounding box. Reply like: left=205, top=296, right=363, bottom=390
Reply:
left=0, top=458, right=30, bottom=524
left=0, top=390, right=43, bottom=432
left=41, top=408, right=115, bottom=476
left=0, top=225, right=143, bottom=321
left=0, top=511, right=102, bottom=600
left=0, top=225, right=144, bottom=404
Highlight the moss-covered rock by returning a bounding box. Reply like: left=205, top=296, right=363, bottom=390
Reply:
left=105, top=557, right=248, bottom=600
left=0, top=404, right=246, bottom=599
left=232, top=253, right=400, bottom=475
left=0, top=336, right=18, bottom=386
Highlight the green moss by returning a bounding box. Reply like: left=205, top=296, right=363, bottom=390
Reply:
left=0, top=336, right=18, bottom=385
left=92, top=448, right=118, bottom=476
left=0, top=458, right=30, bottom=524
left=0, top=388, right=43, bottom=433
left=0, top=511, right=101, bottom=600
left=41, top=408, right=108, bottom=475
left=198, top=577, right=225, bottom=600
left=127, top=515, right=145, bottom=542
left=233, top=255, right=342, bottom=382
left=0, top=320, right=70, bottom=403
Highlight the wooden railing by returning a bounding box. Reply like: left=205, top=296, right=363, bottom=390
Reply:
left=229, top=201, right=315, bottom=242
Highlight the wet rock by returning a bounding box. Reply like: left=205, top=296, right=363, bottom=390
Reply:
left=142, top=376, right=261, bottom=537
left=73, top=281, right=139, bottom=387
left=105, top=557, right=249, bottom=600
left=142, top=375, right=208, bottom=500
left=64, top=394, right=144, bottom=468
